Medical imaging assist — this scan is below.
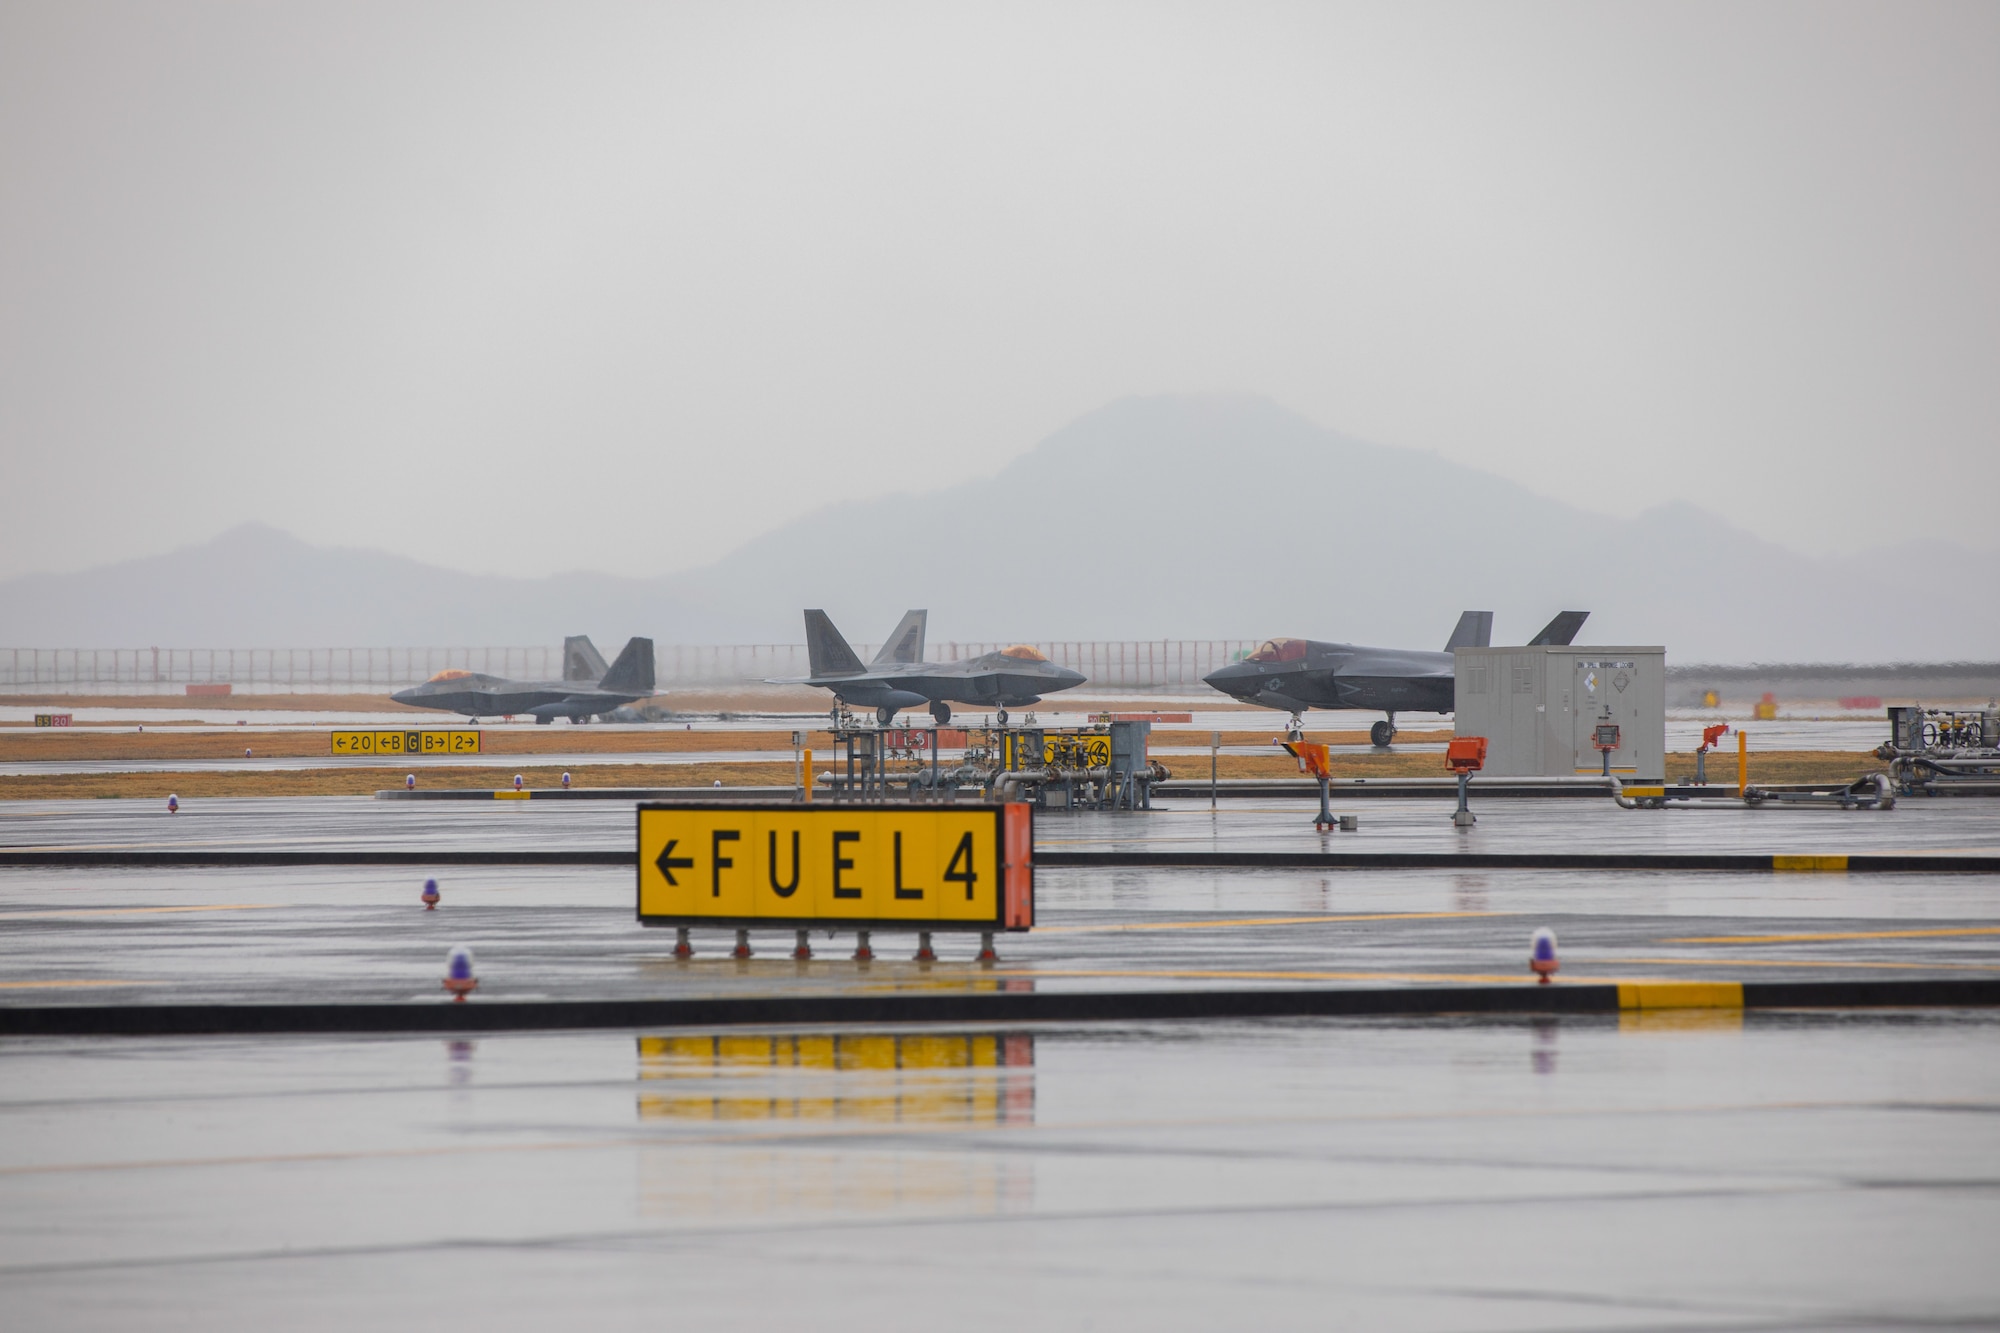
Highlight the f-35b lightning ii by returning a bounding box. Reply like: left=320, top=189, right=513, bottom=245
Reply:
left=392, top=636, right=656, bottom=723
left=786, top=609, right=1088, bottom=726
left=1202, top=611, right=1589, bottom=747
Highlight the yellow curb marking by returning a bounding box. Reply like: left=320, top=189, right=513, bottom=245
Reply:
left=1618, top=981, right=1744, bottom=1010
left=1772, top=855, right=1848, bottom=872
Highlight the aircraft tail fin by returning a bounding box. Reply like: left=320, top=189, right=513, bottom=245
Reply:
left=869, top=610, right=927, bottom=667
left=805, top=610, right=866, bottom=677
left=597, top=637, right=655, bottom=693
left=1528, top=611, right=1590, bottom=646
left=563, top=635, right=609, bottom=682
left=1443, top=611, right=1494, bottom=651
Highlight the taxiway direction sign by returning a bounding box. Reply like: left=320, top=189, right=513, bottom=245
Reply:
left=636, top=801, right=1033, bottom=931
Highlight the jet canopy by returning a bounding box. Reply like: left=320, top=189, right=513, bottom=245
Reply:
left=1246, top=638, right=1308, bottom=663
left=425, top=669, right=475, bottom=682
left=997, top=644, right=1049, bottom=661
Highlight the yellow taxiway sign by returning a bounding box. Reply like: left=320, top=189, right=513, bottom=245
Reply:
left=637, top=801, right=1032, bottom=931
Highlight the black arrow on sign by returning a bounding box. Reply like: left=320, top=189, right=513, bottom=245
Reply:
left=655, top=839, right=693, bottom=885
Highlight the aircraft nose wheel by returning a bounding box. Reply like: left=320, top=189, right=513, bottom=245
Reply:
left=1370, top=720, right=1396, bottom=748
left=929, top=702, right=951, bottom=725
left=995, top=707, right=1009, bottom=726
left=876, top=705, right=896, bottom=726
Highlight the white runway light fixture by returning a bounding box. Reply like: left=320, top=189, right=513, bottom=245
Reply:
left=1530, top=927, right=1559, bottom=984
left=443, top=945, right=477, bottom=1000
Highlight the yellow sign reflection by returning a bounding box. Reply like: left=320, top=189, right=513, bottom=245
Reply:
left=636, top=1029, right=1035, bottom=1126
left=635, top=1029, right=1037, bottom=1220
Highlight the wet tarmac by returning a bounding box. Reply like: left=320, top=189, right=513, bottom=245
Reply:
left=2, top=792, right=1992, bottom=858
left=4, top=1012, right=1997, bottom=1328
left=1, top=861, right=1997, bottom=1006
left=1, top=792, right=1997, bottom=1006
left=4, top=787, right=1995, bottom=1324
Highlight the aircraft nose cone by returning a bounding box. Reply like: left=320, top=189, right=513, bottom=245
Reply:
left=1203, top=664, right=1254, bottom=696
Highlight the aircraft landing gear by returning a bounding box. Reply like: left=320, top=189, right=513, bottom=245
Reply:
left=929, top=701, right=951, bottom=725
left=876, top=705, right=896, bottom=726
left=1286, top=712, right=1305, bottom=743
left=1370, top=717, right=1397, bottom=749
left=995, top=707, right=1010, bottom=726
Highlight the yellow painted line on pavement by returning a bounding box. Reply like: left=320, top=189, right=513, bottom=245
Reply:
left=494, top=790, right=531, bottom=799
left=1617, top=956, right=2000, bottom=972
left=0, top=904, right=281, bottom=921
left=1664, top=926, right=2000, bottom=945
left=0, top=979, right=169, bottom=990
left=1036, top=911, right=1508, bottom=935
left=1772, top=855, right=1848, bottom=873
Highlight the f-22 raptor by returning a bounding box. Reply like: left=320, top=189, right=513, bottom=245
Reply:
left=787, top=609, right=1087, bottom=726
left=1203, top=611, right=1588, bottom=747
left=392, top=636, right=656, bottom=723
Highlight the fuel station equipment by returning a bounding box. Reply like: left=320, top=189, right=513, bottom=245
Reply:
left=1278, top=739, right=1337, bottom=829
left=1590, top=722, right=1621, bottom=778
left=1452, top=645, right=1665, bottom=780
left=1693, top=724, right=1729, bottom=785
left=1877, top=705, right=2000, bottom=795
left=818, top=719, right=1166, bottom=810
left=1446, top=735, right=1487, bottom=827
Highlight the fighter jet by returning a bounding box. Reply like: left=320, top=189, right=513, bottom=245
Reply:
left=392, top=637, right=656, bottom=723
left=784, top=609, right=1088, bottom=725
left=1202, top=611, right=1589, bottom=747
left=562, top=635, right=609, bottom=682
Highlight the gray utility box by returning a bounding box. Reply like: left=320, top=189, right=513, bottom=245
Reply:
left=1453, top=646, right=1666, bottom=779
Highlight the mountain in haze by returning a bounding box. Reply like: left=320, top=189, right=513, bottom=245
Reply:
left=0, top=524, right=717, bottom=649
left=3, top=395, right=1993, bottom=662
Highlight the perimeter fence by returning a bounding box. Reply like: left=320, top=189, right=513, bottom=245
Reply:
left=0, top=642, right=1264, bottom=694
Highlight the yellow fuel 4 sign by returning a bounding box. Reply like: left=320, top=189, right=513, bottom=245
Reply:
left=637, top=802, right=1033, bottom=931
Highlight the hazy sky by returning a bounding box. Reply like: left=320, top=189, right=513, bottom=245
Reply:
left=2, top=1, right=1994, bottom=581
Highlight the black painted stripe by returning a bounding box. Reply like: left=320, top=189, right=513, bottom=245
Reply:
left=0, top=850, right=632, bottom=867
left=2, top=977, right=1995, bottom=1036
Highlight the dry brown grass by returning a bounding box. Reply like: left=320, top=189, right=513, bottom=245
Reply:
left=1175, top=750, right=1887, bottom=782
left=0, top=728, right=815, bottom=761
left=0, top=761, right=802, bottom=801
left=1151, top=728, right=1455, bottom=747
left=0, top=750, right=1887, bottom=799
left=0, top=724, right=1450, bottom=762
